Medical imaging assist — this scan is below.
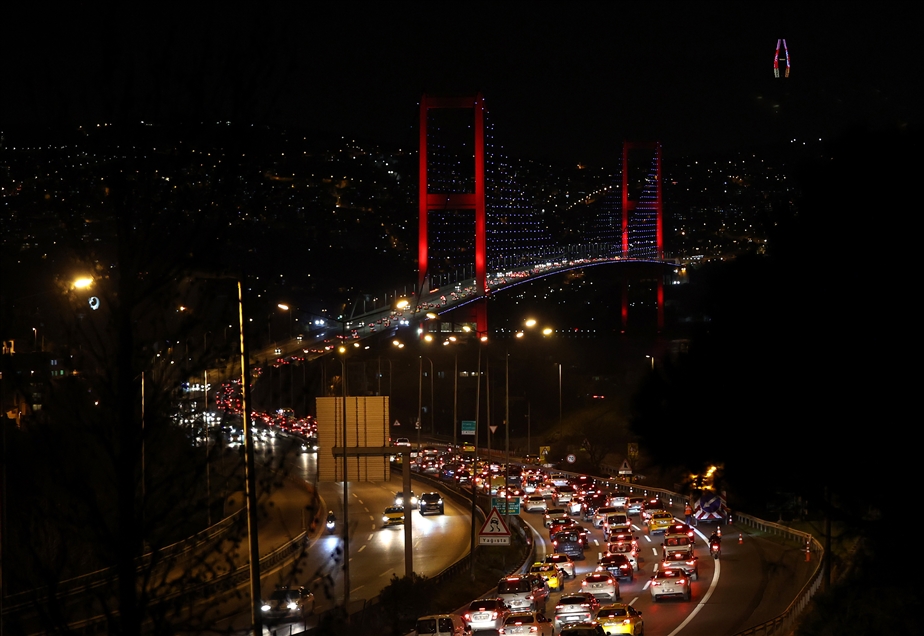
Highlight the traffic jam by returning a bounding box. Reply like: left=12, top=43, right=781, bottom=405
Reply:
left=408, top=447, right=725, bottom=635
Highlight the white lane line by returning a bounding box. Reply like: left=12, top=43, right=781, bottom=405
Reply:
left=665, top=559, right=720, bottom=636
left=666, top=527, right=721, bottom=636
left=357, top=545, right=366, bottom=552
left=644, top=535, right=653, bottom=542
left=629, top=596, right=639, bottom=605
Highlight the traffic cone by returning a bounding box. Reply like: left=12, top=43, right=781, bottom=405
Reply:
left=738, top=533, right=743, bottom=544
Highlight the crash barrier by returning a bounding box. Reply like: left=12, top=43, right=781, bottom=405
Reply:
left=729, top=514, right=824, bottom=636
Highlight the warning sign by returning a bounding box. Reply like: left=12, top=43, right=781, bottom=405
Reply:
left=479, top=507, right=511, bottom=545
left=618, top=459, right=633, bottom=475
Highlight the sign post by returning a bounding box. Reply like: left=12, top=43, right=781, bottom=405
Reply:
left=479, top=507, right=511, bottom=545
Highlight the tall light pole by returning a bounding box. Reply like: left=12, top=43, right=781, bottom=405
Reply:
left=278, top=303, right=292, bottom=340
left=237, top=280, right=262, bottom=636
left=337, top=342, right=350, bottom=614
left=417, top=355, right=423, bottom=452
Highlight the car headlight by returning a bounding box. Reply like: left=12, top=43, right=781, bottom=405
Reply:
left=261, top=604, right=271, bottom=612
left=287, top=601, right=298, bottom=610
left=383, top=516, right=388, bottom=522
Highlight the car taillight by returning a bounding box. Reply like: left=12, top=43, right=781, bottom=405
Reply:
left=651, top=580, right=661, bottom=586
left=679, top=578, right=687, bottom=585
left=581, top=580, right=587, bottom=586
left=491, top=612, right=498, bottom=619
left=529, top=627, right=538, bottom=633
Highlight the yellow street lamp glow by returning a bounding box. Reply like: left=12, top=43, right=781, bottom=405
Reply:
left=277, top=303, right=289, bottom=311
left=542, top=327, right=553, bottom=336
left=524, top=318, right=537, bottom=328
left=515, top=331, right=525, bottom=338
left=396, top=299, right=410, bottom=310
left=73, top=277, right=94, bottom=289
left=423, top=334, right=433, bottom=342
left=462, top=325, right=472, bottom=333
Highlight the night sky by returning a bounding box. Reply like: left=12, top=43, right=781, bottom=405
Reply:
left=2, top=2, right=919, bottom=164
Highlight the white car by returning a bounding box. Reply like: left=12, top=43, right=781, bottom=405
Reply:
left=525, top=495, right=548, bottom=513
left=581, top=572, right=620, bottom=603
left=650, top=568, right=692, bottom=602
left=606, top=541, right=639, bottom=571
left=593, top=506, right=621, bottom=528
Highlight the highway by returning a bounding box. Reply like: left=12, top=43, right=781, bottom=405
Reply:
left=168, top=441, right=815, bottom=635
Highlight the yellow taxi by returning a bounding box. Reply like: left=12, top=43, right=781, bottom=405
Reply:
left=382, top=505, right=405, bottom=527
left=529, top=562, right=565, bottom=591
left=462, top=441, right=476, bottom=453
left=647, top=510, right=675, bottom=534
left=594, top=602, right=644, bottom=635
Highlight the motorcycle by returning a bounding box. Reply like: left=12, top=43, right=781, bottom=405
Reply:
left=326, top=518, right=336, bottom=534
left=710, top=541, right=721, bottom=559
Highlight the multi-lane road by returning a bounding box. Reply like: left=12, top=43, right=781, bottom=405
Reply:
left=208, top=441, right=814, bottom=635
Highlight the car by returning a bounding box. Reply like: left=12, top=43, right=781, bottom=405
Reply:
left=529, top=562, right=565, bottom=591
left=463, top=597, right=511, bottom=632
left=544, top=552, right=576, bottom=578
left=543, top=508, right=570, bottom=528
left=498, top=611, right=554, bottom=635
left=394, top=490, right=417, bottom=507
left=647, top=510, right=674, bottom=534
left=524, top=494, right=548, bottom=513
left=625, top=497, right=647, bottom=514
left=595, top=553, right=634, bottom=581
left=603, top=513, right=632, bottom=539
left=605, top=541, right=639, bottom=571
left=661, top=535, right=695, bottom=558
left=462, top=441, right=475, bottom=453
left=497, top=574, right=551, bottom=612
left=395, top=437, right=411, bottom=447
left=640, top=497, right=665, bottom=521
left=418, top=492, right=444, bottom=515
left=649, top=568, right=692, bottom=601
left=661, top=550, right=699, bottom=580
left=581, top=572, right=620, bottom=603
left=556, top=484, right=577, bottom=504
left=594, top=603, right=644, bottom=635
left=415, top=613, right=469, bottom=635
left=523, top=453, right=542, bottom=465
left=551, top=529, right=585, bottom=560
left=663, top=522, right=696, bottom=545
left=260, top=585, right=314, bottom=623
left=382, top=505, right=405, bottom=527
left=593, top=506, right=621, bottom=528
left=552, top=592, right=600, bottom=630
left=559, top=625, right=607, bottom=636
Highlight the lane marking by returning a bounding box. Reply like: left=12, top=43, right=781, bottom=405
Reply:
left=666, top=527, right=721, bottom=636
left=357, top=545, right=366, bottom=552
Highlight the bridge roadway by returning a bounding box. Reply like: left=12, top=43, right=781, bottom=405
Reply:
left=255, top=255, right=677, bottom=365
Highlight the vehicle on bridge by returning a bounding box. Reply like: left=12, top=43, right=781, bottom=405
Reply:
left=552, top=592, right=599, bottom=631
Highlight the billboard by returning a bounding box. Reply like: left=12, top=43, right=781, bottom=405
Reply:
left=317, top=396, right=390, bottom=482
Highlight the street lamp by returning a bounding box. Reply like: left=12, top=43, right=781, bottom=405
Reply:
left=278, top=303, right=293, bottom=340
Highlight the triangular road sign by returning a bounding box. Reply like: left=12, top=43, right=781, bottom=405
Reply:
left=479, top=507, right=511, bottom=536
left=489, top=425, right=497, bottom=434
left=619, top=459, right=632, bottom=474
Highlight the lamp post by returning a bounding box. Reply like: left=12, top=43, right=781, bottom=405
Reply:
left=278, top=303, right=293, bottom=340
left=337, top=342, right=350, bottom=614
